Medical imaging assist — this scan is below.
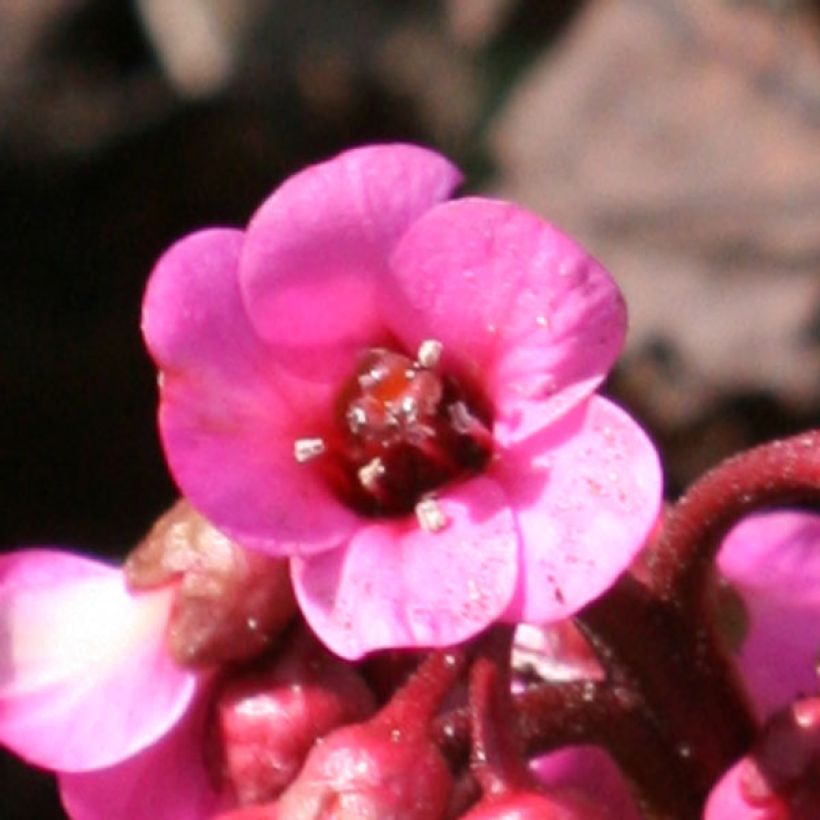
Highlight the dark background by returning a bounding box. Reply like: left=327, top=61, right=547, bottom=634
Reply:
left=2, top=1, right=819, bottom=817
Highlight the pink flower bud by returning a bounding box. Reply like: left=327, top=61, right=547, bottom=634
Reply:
left=209, top=629, right=376, bottom=806
left=705, top=696, right=820, bottom=819
left=460, top=789, right=610, bottom=820
left=272, top=719, right=453, bottom=819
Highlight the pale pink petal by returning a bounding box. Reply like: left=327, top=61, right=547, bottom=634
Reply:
left=239, top=144, right=462, bottom=382
left=292, top=477, right=518, bottom=659
left=498, top=396, right=662, bottom=624
left=143, top=228, right=357, bottom=555
left=59, top=694, right=221, bottom=820
left=718, top=511, right=820, bottom=716
left=703, top=762, right=767, bottom=820
left=386, top=198, right=626, bottom=444
left=0, top=550, right=197, bottom=771
left=531, top=745, right=641, bottom=820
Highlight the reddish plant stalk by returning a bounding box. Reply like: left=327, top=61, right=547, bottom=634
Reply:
left=576, top=430, right=820, bottom=816
left=649, top=430, right=820, bottom=603
left=377, top=648, right=465, bottom=734
left=468, top=626, right=524, bottom=797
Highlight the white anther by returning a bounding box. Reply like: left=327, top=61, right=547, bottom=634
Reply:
left=448, top=401, right=474, bottom=434
left=359, top=365, right=387, bottom=390
left=358, top=457, right=386, bottom=490
left=294, top=437, right=326, bottom=463
left=398, top=395, right=419, bottom=422
left=415, top=497, right=448, bottom=533
left=347, top=406, right=368, bottom=434
left=417, top=339, right=443, bottom=369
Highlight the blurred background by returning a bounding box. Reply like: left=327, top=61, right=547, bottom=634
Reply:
left=1, top=0, right=819, bottom=816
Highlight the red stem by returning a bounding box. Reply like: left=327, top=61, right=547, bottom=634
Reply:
left=376, top=648, right=465, bottom=734
left=575, top=430, right=820, bottom=815
left=648, top=430, right=820, bottom=604
left=468, top=626, right=526, bottom=797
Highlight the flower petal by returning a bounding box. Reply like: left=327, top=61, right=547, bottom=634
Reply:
left=498, top=395, right=662, bottom=624
left=292, top=477, right=518, bottom=659
left=531, top=745, right=641, bottom=820
left=718, top=511, right=820, bottom=716
left=143, top=228, right=357, bottom=555
left=386, top=197, right=626, bottom=444
left=0, top=549, right=197, bottom=771
left=59, top=694, right=220, bottom=820
left=239, top=144, right=462, bottom=379
left=703, top=762, right=762, bottom=820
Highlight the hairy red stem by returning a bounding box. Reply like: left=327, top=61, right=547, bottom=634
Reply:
left=468, top=626, right=524, bottom=797
left=649, top=430, right=820, bottom=603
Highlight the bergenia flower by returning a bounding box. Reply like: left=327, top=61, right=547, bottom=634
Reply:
left=0, top=504, right=298, bottom=819
left=57, top=626, right=376, bottom=820
left=143, top=143, right=662, bottom=659
left=716, top=510, right=820, bottom=717
left=703, top=510, right=820, bottom=819
left=0, top=548, right=197, bottom=772
left=59, top=694, right=221, bottom=820
left=704, top=695, right=820, bottom=819
left=530, top=745, right=642, bottom=820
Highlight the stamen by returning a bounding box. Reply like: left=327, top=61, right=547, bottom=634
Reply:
left=448, top=401, right=475, bottom=435
left=415, top=497, right=448, bottom=533
left=358, top=366, right=386, bottom=390
left=398, top=395, right=419, bottom=424
left=330, top=343, right=493, bottom=516
left=346, top=406, right=368, bottom=434
left=448, top=401, right=494, bottom=450
left=358, top=457, right=386, bottom=490
left=294, top=437, right=326, bottom=463
left=417, top=339, right=443, bottom=369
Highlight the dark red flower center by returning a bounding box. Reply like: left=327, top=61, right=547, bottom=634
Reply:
left=295, top=341, right=493, bottom=522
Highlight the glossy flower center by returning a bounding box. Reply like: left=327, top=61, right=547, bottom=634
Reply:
left=296, top=341, right=493, bottom=522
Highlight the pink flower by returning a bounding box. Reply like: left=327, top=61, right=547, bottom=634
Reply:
left=716, top=510, right=820, bottom=717
left=142, top=143, right=662, bottom=659
left=0, top=548, right=197, bottom=774
left=530, top=745, right=642, bottom=820
left=704, top=696, right=820, bottom=820
left=59, top=695, right=222, bottom=820
left=705, top=510, right=820, bottom=819
left=0, top=503, right=302, bottom=819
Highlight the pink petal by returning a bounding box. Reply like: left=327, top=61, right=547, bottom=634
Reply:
left=292, top=477, right=518, bottom=659
left=143, top=228, right=357, bottom=555
left=0, top=549, right=197, bottom=771
left=718, top=511, right=820, bottom=716
left=703, top=762, right=767, bottom=820
left=59, top=694, right=221, bottom=820
left=498, top=395, right=662, bottom=624
left=386, top=197, right=626, bottom=444
left=239, top=144, right=462, bottom=380
left=531, top=745, right=641, bottom=820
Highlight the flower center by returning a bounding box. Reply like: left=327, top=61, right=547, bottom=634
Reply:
left=295, top=340, right=493, bottom=526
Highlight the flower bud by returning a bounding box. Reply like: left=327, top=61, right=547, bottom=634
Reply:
left=126, top=500, right=297, bottom=667
left=460, top=790, right=610, bottom=819
left=209, top=628, right=376, bottom=806
left=705, top=695, right=820, bottom=819
left=273, top=720, right=453, bottom=819
left=268, top=651, right=461, bottom=818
